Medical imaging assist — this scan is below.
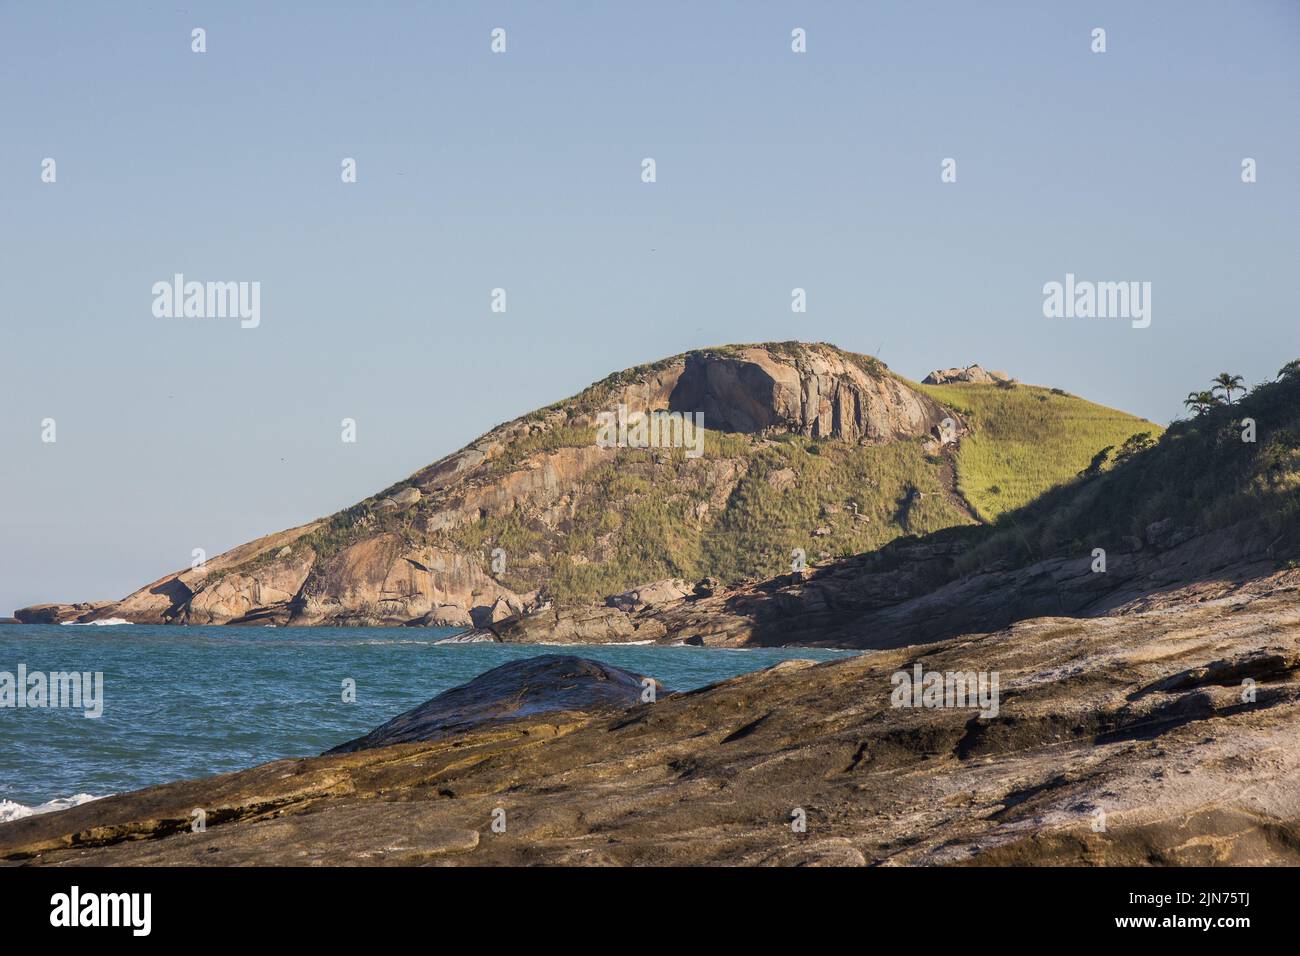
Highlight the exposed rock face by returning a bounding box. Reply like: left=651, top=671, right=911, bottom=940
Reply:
left=670, top=347, right=950, bottom=441
left=492, top=604, right=655, bottom=644
left=606, top=579, right=692, bottom=612
left=414, top=605, right=474, bottom=628
left=12, top=602, right=113, bottom=624
left=325, top=655, right=662, bottom=754
left=923, top=364, right=1014, bottom=385
left=185, top=546, right=318, bottom=625
left=292, top=536, right=526, bottom=628
left=86, top=522, right=324, bottom=625
left=16, top=343, right=970, bottom=628
left=476, top=595, right=522, bottom=628
left=5, top=586, right=1298, bottom=866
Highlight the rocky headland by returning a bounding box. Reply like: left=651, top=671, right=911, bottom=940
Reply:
left=14, top=342, right=1150, bottom=632
left=5, top=352, right=1295, bottom=867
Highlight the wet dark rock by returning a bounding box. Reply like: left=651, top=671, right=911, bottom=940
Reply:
left=693, top=577, right=720, bottom=598
left=324, top=655, right=665, bottom=754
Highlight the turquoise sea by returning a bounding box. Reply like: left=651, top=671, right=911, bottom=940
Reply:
left=0, top=624, right=854, bottom=811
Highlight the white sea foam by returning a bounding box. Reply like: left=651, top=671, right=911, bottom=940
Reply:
left=0, top=792, right=104, bottom=823
left=434, top=633, right=495, bottom=645
left=60, top=618, right=131, bottom=626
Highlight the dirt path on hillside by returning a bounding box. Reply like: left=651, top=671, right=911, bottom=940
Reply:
left=938, top=443, right=982, bottom=523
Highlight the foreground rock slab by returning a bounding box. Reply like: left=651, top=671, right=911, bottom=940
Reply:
left=2, top=590, right=1298, bottom=866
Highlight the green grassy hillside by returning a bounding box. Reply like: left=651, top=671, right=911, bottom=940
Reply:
left=232, top=346, right=1160, bottom=609
left=959, top=366, right=1300, bottom=573
left=917, top=381, right=1160, bottom=521
left=449, top=429, right=977, bottom=604
left=445, top=376, right=1156, bottom=605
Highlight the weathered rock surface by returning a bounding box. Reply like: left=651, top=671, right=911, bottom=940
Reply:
left=922, top=364, right=1014, bottom=385
left=489, top=603, right=657, bottom=644
left=413, top=605, right=474, bottom=628
left=13, top=601, right=114, bottom=624
left=670, top=347, right=950, bottom=441
left=326, top=655, right=662, bottom=754
left=606, top=578, right=693, bottom=612
left=4, top=585, right=1298, bottom=866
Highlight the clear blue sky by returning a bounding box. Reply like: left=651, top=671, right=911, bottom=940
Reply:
left=2, top=1, right=1298, bottom=613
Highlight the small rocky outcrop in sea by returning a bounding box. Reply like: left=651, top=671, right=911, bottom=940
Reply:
left=13, top=602, right=114, bottom=624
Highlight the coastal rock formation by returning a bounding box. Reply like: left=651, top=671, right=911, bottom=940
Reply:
left=293, top=537, right=527, bottom=628
left=414, top=605, right=474, bottom=628
left=471, top=509, right=1295, bottom=650
left=478, top=370, right=1300, bottom=649
left=493, top=603, right=654, bottom=644
left=606, top=579, right=693, bottom=612
left=13, top=602, right=114, bottom=625
left=648, top=517, right=1291, bottom=649
left=16, top=342, right=1164, bottom=630
left=17, top=343, right=999, bottom=628
left=326, top=655, right=662, bottom=754
left=4, top=585, right=1298, bottom=866
left=4, top=361, right=1294, bottom=867
left=922, top=364, right=1014, bottom=385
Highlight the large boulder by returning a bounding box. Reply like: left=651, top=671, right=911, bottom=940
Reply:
left=606, top=578, right=692, bottom=612
left=668, top=346, right=951, bottom=442
left=413, top=605, right=473, bottom=627
left=487, top=596, right=519, bottom=624
left=324, top=655, right=666, bottom=753
left=492, top=603, right=665, bottom=644
left=390, top=487, right=422, bottom=507
left=922, top=364, right=1014, bottom=385
left=375, top=486, right=422, bottom=510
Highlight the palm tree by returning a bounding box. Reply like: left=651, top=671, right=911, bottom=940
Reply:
left=1278, top=360, right=1300, bottom=381
left=1183, top=390, right=1221, bottom=416
left=1212, top=372, right=1245, bottom=404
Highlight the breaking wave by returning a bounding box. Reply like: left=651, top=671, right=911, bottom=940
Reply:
left=0, top=792, right=104, bottom=823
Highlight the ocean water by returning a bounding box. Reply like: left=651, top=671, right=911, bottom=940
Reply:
left=0, top=624, right=854, bottom=810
